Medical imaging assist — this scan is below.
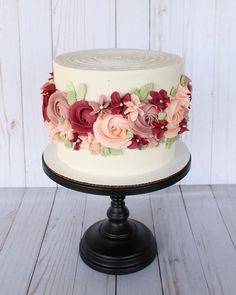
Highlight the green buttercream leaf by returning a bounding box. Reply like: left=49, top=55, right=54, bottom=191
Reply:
left=127, top=130, right=134, bottom=139
left=158, top=112, right=167, bottom=120
left=66, top=81, right=77, bottom=105
left=170, top=86, right=177, bottom=97
left=130, top=88, right=141, bottom=97
left=139, top=83, right=154, bottom=101
left=180, top=75, right=187, bottom=87
left=64, top=139, right=73, bottom=148
left=109, top=148, right=123, bottom=155
left=165, top=135, right=179, bottom=149
left=58, top=116, right=65, bottom=124
left=77, top=83, right=87, bottom=100
left=100, top=146, right=110, bottom=157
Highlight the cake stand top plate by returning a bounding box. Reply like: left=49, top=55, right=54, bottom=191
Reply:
left=42, top=141, right=191, bottom=196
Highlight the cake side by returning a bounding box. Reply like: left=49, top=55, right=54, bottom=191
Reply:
left=57, top=141, right=176, bottom=177
left=41, top=49, right=192, bottom=177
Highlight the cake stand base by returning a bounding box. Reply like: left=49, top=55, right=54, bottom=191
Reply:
left=42, top=141, right=191, bottom=275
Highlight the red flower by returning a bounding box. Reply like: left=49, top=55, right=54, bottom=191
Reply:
left=128, top=135, right=149, bottom=150
left=178, top=118, right=189, bottom=134
left=152, top=119, right=168, bottom=139
left=69, top=101, right=97, bottom=135
left=150, top=90, right=170, bottom=111
left=73, top=138, right=83, bottom=151
left=41, top=76, right=56, bottom=122
left=108, top=92, right=131, bottom=114
left=70, top=132, right=79, bottom=142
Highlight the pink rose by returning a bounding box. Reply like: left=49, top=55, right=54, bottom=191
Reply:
left=45, top=119, right=72, bottom=141
left=81, top=133, right=101, bottom=154
left=128, top=104, right=158, bottom=138
left=165, top=99, right=187, bottom=138
left=175, top=84, right=191, bottom=108
left=93, top=114, right=131, bottom=149
left=47, top=91, right=69, bottom=125
left=69, top=101, right=97, bottom=135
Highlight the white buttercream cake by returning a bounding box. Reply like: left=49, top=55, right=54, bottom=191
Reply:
left=42, top=49, right=191, bottom=177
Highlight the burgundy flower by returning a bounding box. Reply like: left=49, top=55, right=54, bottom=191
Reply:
left=69, top=101, right=97, bottom=135
left=41, top=77, right=56, bottom=122
left=128, top=135, right=149, bottom=150
left=152, top=119, right=168, bottom=139
left=108, top=92, right=131, bottom=114
left=70, top=132, right=79, bottom=142
left=73, top=138, right=83, bottom=151
left=178, top=118, right=189, bottom=134
left=150, top=90, right=170, bottom=111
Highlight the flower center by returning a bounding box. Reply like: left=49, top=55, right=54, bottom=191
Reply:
left=100, top=105, right=104, bottom=110
left=120, top=103, right=123, bottom=107
left=161, top=126, right=165, bottom=129
left=160, top=99, right=163, bottom=103
left=136, top=139, right=140, bottom=143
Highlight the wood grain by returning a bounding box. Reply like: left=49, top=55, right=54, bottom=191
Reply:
left=181, top=185, right=236, bottom=295
left=0, top=0, right=26, bottom=186
left=150, top=187, right=210, bottom=295
left=27, top=188, right=86, bottom=295
left=18, top=0, right=55, bottom=187
left=0, top=188, right=56, bottom=295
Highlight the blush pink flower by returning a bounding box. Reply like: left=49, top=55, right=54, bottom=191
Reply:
left=175, top=84, right=191, bottom=108
left=47, top=91, right=70, bottom=125
left=124, top=94, right=145, bottom=121
left=164, top=99, right=187, bottom=138
left=128, top=104, right=158, bottom=138
left=93, top=114, right=131, bottom=149
left=45, top=119, right=72, bottom=141
left=89, top=95, right=110, bottom=115
left=81, top=133, right=101, bottom=154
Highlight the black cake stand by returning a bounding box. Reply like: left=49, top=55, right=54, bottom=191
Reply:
left=42, top=141, right=191, bottom=275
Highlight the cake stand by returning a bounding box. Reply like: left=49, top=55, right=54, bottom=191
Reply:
left=42, top=141, right=191, bottom=275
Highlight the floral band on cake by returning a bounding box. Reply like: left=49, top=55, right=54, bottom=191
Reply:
left=42, top=73, right=192, bottom=156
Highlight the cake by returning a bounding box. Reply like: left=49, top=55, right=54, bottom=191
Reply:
left=42, top=49, right=192, bottom=177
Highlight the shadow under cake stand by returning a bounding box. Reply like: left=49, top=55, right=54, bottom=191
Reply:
left=42, top=141, right=191, bottom=275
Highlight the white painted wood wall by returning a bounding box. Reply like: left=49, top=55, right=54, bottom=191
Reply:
left=0, top=0, right=236, bottom=187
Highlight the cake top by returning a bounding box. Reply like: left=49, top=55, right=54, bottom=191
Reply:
left=54, top=49, right=182, bottom=71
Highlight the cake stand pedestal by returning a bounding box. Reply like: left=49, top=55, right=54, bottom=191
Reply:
left=42, top=141, right=191, bottom=275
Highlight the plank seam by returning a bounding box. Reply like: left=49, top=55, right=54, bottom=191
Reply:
left=149, top=194, right=164, bottom=295
left=25, top=187, right=58, bottom=295
left=16, top=0, right=27, bottom=187
left=0, top=188, right=26, bottom=252
left=179, top=185, right=211, bottom=295
left=210, top=184, right=236, bottom=251
left=71, top=193, right=88, bottom=294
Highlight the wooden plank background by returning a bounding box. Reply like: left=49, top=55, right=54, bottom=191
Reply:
left=0, top=0, right=236, bottom=187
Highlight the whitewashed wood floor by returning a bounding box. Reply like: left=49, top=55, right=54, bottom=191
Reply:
left=0, top=185, right=236, bottom=295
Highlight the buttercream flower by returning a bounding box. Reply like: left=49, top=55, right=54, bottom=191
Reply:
left=178, top=118, right=189, bottom=134
left=150, top=90, right=170, bottom=111
left=69, top=100, right=97, bottom=135
left=93, top=114, right=131, bottom=149
left=128, top=135, right=149, bottom=150
left=47, top=91, right=70, bottom=125
left=164, top=99, right=187, bottom=138
left=175, top=84, right=191, bottom=108
left=89, top=95, right=110, bottom=115
left=108, top=92, right=131, bottom=114
left=41, top=78, right=56, bottom=122
left=128, top=104, right=158, bottom=138
left=152, top=119, right=168, bottom=139
left=124, top=94, right=145, bottom=121
left=45, top=119, right=72, bottom=141
left=81, top=133, right=101, bottom=154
